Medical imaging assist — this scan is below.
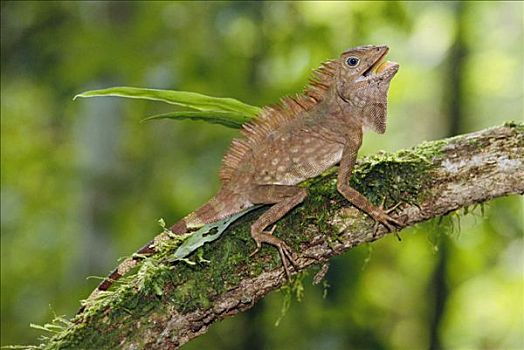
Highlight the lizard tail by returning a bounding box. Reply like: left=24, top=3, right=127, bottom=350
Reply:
left=81, top=189, right=247, bottom=311
left=92, top=216, right=190, bottom=295
left=77, top=221, right=187, bottom=314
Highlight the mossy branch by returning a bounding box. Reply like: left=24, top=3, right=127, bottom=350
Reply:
left=39, top=123, right=523, bottom=349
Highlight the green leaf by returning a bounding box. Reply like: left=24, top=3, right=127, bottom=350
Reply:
left=143, top=111, right=252, bottom=129
left=74, top=87, right=261, bottom=116
left=170, top=205, right=261, bottom=262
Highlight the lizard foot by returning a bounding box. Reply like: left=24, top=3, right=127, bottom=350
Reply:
left=372, top=198, right=407, bottom=240
left=250, top=225, right=297, bottom=280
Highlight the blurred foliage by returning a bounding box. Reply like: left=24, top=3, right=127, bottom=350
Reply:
left=1, top=1, right=522, bottom=349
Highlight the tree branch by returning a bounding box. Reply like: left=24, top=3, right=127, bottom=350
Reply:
left=42, top=123, right=523, bottom=349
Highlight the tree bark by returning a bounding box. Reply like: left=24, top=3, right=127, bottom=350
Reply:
left=42, top=123, right=523, bottom=349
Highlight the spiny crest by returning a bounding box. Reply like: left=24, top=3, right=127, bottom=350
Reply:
left=219, top=59, right=339, bottom=182
left=305, top=59, right=338, bottom=102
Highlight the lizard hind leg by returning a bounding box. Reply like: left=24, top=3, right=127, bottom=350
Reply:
left=248, top=185, right=307, bottom=279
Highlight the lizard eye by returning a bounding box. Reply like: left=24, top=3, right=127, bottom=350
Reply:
left=346, top=57, right=360, bottom=67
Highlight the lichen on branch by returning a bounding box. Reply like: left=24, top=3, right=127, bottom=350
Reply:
left=35, top=123, right=523, bottom=350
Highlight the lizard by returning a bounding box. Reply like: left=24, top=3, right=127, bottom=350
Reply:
left=85, top=44, right=403, bottom=304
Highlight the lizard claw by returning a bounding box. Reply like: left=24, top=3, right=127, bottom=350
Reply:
left=249, top=225, right=276, bottom=258
left=250, top=225, right=297, bottom=280
left=276, top=241, right=297, bottom=280
left=372, top=198, right=407, bottom=240
left=384, top=201, right=402, bottom=214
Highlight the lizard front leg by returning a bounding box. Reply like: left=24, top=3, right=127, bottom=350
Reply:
left=337, top=139, right=405, bottom=232
left=247, top=185, right=307, bottom=278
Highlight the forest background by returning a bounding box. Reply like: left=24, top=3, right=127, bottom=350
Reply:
left=1, top=2, right=523, bottom=349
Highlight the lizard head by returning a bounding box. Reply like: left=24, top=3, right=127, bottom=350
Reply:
left=336, top=45, right=399, bottom=134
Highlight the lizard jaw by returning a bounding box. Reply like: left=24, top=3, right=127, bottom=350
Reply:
left=362, top=48, right=399, bottom=79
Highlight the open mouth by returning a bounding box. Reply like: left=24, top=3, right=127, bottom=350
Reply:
left=363, top=49, right=396, bottom=77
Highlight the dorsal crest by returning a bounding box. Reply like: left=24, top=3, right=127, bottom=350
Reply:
left=219, top=59, right=339, bottom=182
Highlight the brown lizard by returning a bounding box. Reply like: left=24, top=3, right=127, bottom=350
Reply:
left=86, top=44, right=403, bottom=303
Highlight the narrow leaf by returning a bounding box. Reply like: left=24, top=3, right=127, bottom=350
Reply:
left=143, top=111, right=252, bottom=129
left=170, top=205, right=261, bottom=261
left=74, top=87, right=261, bottom=116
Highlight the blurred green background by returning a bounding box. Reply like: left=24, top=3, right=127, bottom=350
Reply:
left=1, top=1, right=523, bottom=349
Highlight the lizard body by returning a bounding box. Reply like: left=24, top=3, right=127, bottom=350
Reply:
left=87, top=45, right=402, bottom=302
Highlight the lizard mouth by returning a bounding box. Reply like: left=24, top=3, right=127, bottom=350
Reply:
left=363, top=49, right=398, bottom=77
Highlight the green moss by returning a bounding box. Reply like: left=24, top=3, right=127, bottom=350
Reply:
left=38, top=124, right=484, bottom=349
left=504, top=121, right=524, bottom=131
left=350, top=139, right=445, bottom=208
left=275, top=270, right=307, bottom=327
